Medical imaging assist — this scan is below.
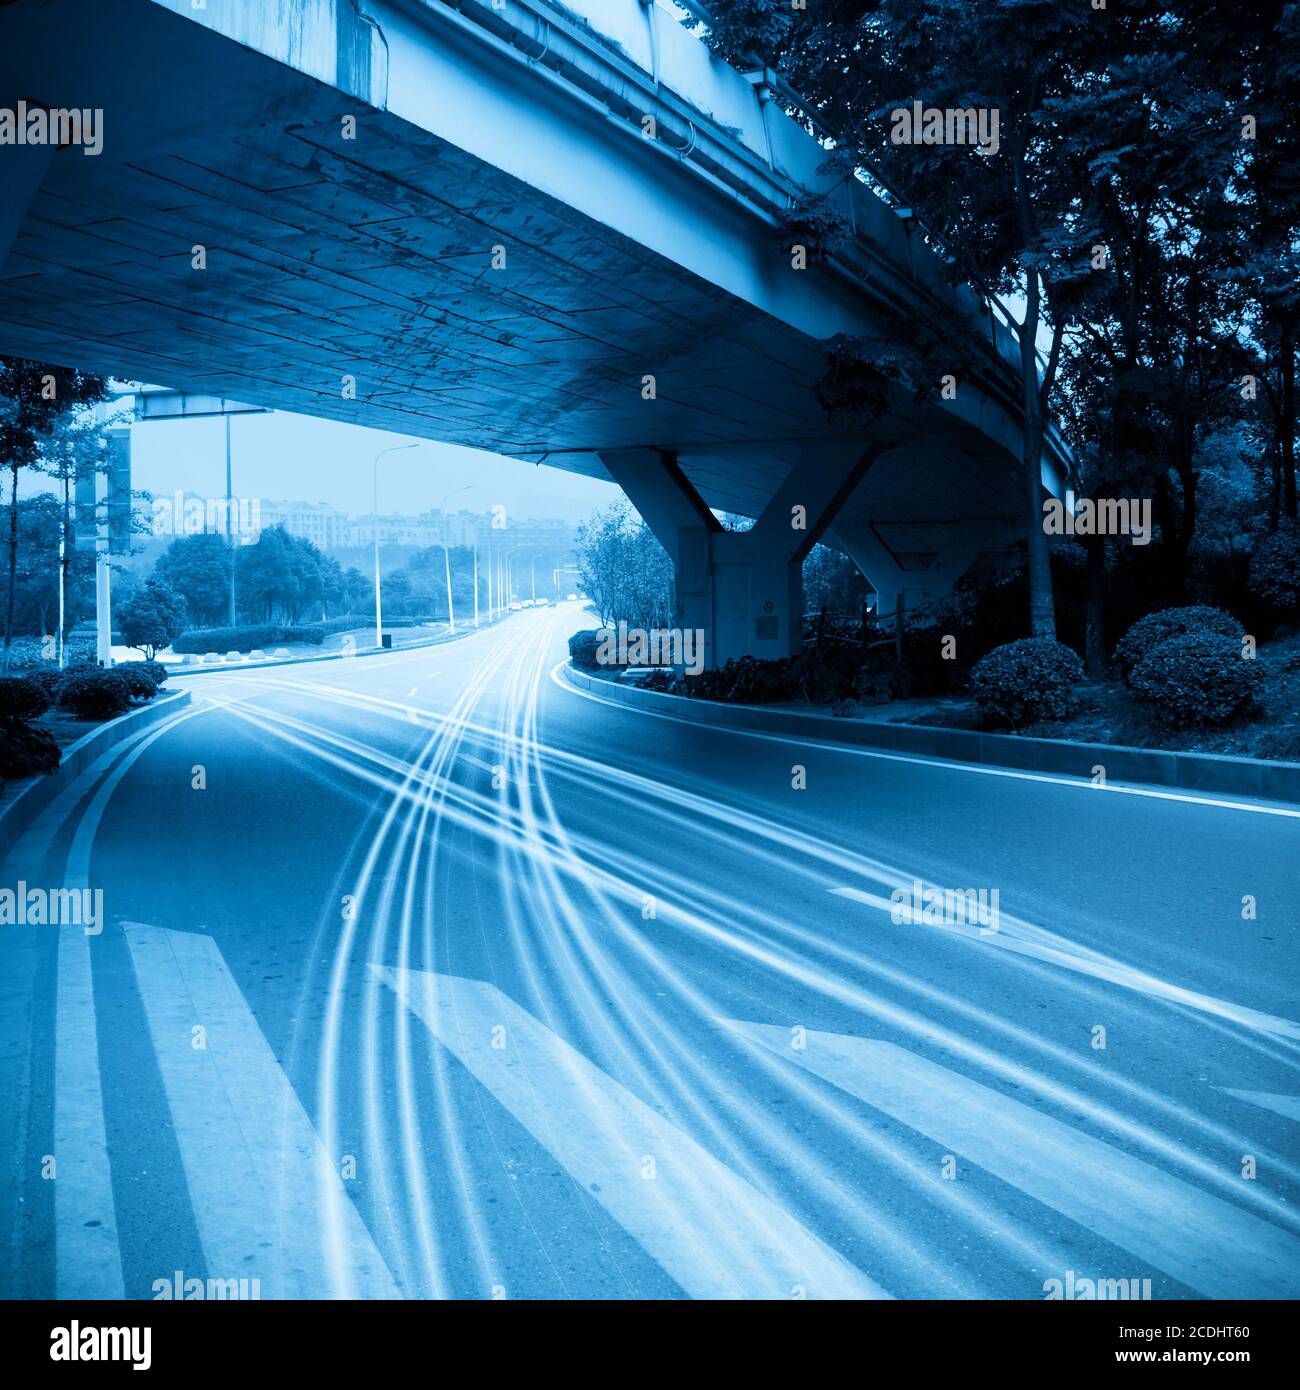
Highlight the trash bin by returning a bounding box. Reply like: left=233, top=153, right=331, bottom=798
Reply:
left=381, top=633, right=393, bottom=649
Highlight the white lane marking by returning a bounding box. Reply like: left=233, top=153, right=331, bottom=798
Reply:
left=1221, top=1090, right=1300, bottom=1123
left=830, top=886, right=1300, bottom=1042
left=52, top=708, right=201, bottom=1301
left=728, top=1019, right=1300, bottom=1299
left=374, top=966, right=887, bottom=1300
left=550, top=661, right=1300, bottom=819
left=126, top=924, right=400, bottom=1299
left=54, top=926, right=123, bottom=1298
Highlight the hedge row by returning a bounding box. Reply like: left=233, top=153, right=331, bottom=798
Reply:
left=0, top=661, right=169, bottom=725
left=171, top=623, right=326, bottom=654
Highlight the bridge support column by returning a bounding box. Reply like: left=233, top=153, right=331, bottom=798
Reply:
left=598, top=448, right=721, bottom=667
left=831, top=517, right=1020, bottom=622
left=0, top=143, right=52, bottom=276
left=600, top=443, right=876, bottom=668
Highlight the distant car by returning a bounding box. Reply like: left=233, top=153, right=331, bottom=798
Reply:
left=509, top=601, right=523, bottom=611
left=566, top=593, right=578, bottom=601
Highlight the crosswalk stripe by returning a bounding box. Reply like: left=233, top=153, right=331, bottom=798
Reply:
left=726, top=1019, right=1300, bottom=1299
left=54, top=926, right=124, bottom=1299
left=374, top=966, right=887, bottom=1300
left=830, top=886, right=1300, bottom=1041
left=125, top=924, right=399, bottom=1299
left=1221, top=1089, right=1300, bottom=1124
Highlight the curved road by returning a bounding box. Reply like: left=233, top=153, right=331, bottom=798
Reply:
left=2, top=604, right=1298, bottom=1300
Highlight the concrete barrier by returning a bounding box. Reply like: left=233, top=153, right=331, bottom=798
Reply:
left=0, top=689, right=192, bottom=860
left=562, top=665, right=1300, bottom=805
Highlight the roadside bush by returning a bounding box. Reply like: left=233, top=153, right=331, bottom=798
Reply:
left=58, top=669, right=133, bottom=721
left=172, top=623, right=326, bottom=654
left=969, top=638, right=1083, bottom=729
left=0, top=719, right=60, bottom=777
left=0, top=674, right=53, bottom=720
left=24, top=667, right=65, bottom=704
left=1, top=637, right=96, bottom=672
left=114, top=664, right=161, bottom=700
left=1114, top=605, right=1240, bottom=683
left=569, top=630, right=603, bottom=671
left=1128, top=632, right=1264, bottom=728
left=1248, top=523, right=1300, bottom=612
left=128, top=660, right=169, bottom=689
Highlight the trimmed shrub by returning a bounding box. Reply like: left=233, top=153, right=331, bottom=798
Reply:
left=1248, top=523, right=1300, bottom=612
left=569, top=630, right=603, bottom=671
left=58, top=669, right=133, bottom=721
left=969, top=638, right=1084, bottom=729
left=0, top=719, right=60, bottom=777
left=1129, top=632, right=1264, bottom=728
left=24, top=667, right=65, bottom=705
left=0, top=674, right=53, bottom=720
left=130, top=660, right=169, bottom=689
left=1115, top=605, right=1240, bottom=683
left=172, top=623, right=327, bottom=654
left=114, top=664, right=160, bottom=700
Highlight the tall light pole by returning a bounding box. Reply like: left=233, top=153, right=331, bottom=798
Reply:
left=439, top=484, right=473, bottom=633
left=372, top=442, right=419, bottom=648
left=225, top=414, right=236, bottom=625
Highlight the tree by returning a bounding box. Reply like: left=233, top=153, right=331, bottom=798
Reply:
left=117, top=577, right=186, bottom=659
left=576, top=502, right=672, bottom=629
left=155, top=533, right=232, bottom=629
left=35, top=410, right=115, bottom=665
left=704, top=0, right=1110, bottom=638
left=0, top=357, right=105, bottom=665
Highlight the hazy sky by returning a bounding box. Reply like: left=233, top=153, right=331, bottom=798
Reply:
left=122, top=409, right=619, bottom=525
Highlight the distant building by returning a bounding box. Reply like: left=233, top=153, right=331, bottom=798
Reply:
left=260, top=500, right=351, bottom=548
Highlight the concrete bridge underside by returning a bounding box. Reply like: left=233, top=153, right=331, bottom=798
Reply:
left=0, top=0, right=1067, bottom=666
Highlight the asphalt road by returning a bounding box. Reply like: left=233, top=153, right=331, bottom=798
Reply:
left=2, top=602, right=1298, bottom=1300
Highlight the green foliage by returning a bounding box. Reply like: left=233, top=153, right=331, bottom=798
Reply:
left=1248, top=524, right=1300, bottom=612
left=117, top=576, right=186, bottom=658
left=1115, top=606, right=1241, bottom=683
left=568, top=630, right=602, bottom=671
left=1129, top=632, right=1265, bottom=728
left=114, top=664, right=160, bottom=700
left=0, top=717, right=60, bottom=777
left=774, top=195, right=849, bottom=265
left=969, top=638, right=1083, bottom=729
left=575, top=501, right=673, bottom=630
left=155, top=533, right=232, bottom=629
left=58, top=668, right=133, bottom=720
left=0, top=674, right=53, bottom=720
left=122, top=660, right=168, bottom=690
left=171, top=623, right=326, bottom=655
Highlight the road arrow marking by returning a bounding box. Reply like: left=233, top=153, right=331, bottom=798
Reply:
left=830, top=886, right=1300, bottom=1041
left=126, top=924, right=399, bottom=1299
left=373, top=966, right=887, bottom=1300
left=1220, top=1090, right=1300, bottom=1124
left=726, top=1019, right=1300, bottom=1300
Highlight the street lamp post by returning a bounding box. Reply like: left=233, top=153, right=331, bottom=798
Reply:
left=372, top=442, right=419, bottom=649
left=439, top=484, right=473, bottom=633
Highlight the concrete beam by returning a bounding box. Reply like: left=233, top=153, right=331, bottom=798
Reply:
left=832, top=515, right=1021, bottom=620
left=0, top=142, right=52, bottom=277
left=602, top=443, right=875, bottom=667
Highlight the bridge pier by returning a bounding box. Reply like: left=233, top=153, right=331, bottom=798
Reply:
left=600, top=444, right=876, bottom=668
left=832, top=516, right=1021, bottom=623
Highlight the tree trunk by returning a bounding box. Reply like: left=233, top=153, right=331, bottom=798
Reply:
left=1022, top=403, right=1056, bottom=639
left=1282, top=319, right=1297, bottom=521
left=1017, top=277, right=1056, bottom=640
left=3, top=459, right=19, bottom=666
left=1084, top=535, right=1106, bottom=677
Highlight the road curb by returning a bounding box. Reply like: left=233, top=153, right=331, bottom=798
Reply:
left=561, top=664, right=1300, bottom=805
left=0, top=688, right=193, bottom=861
left=165, top=614, right=516, bottom=677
